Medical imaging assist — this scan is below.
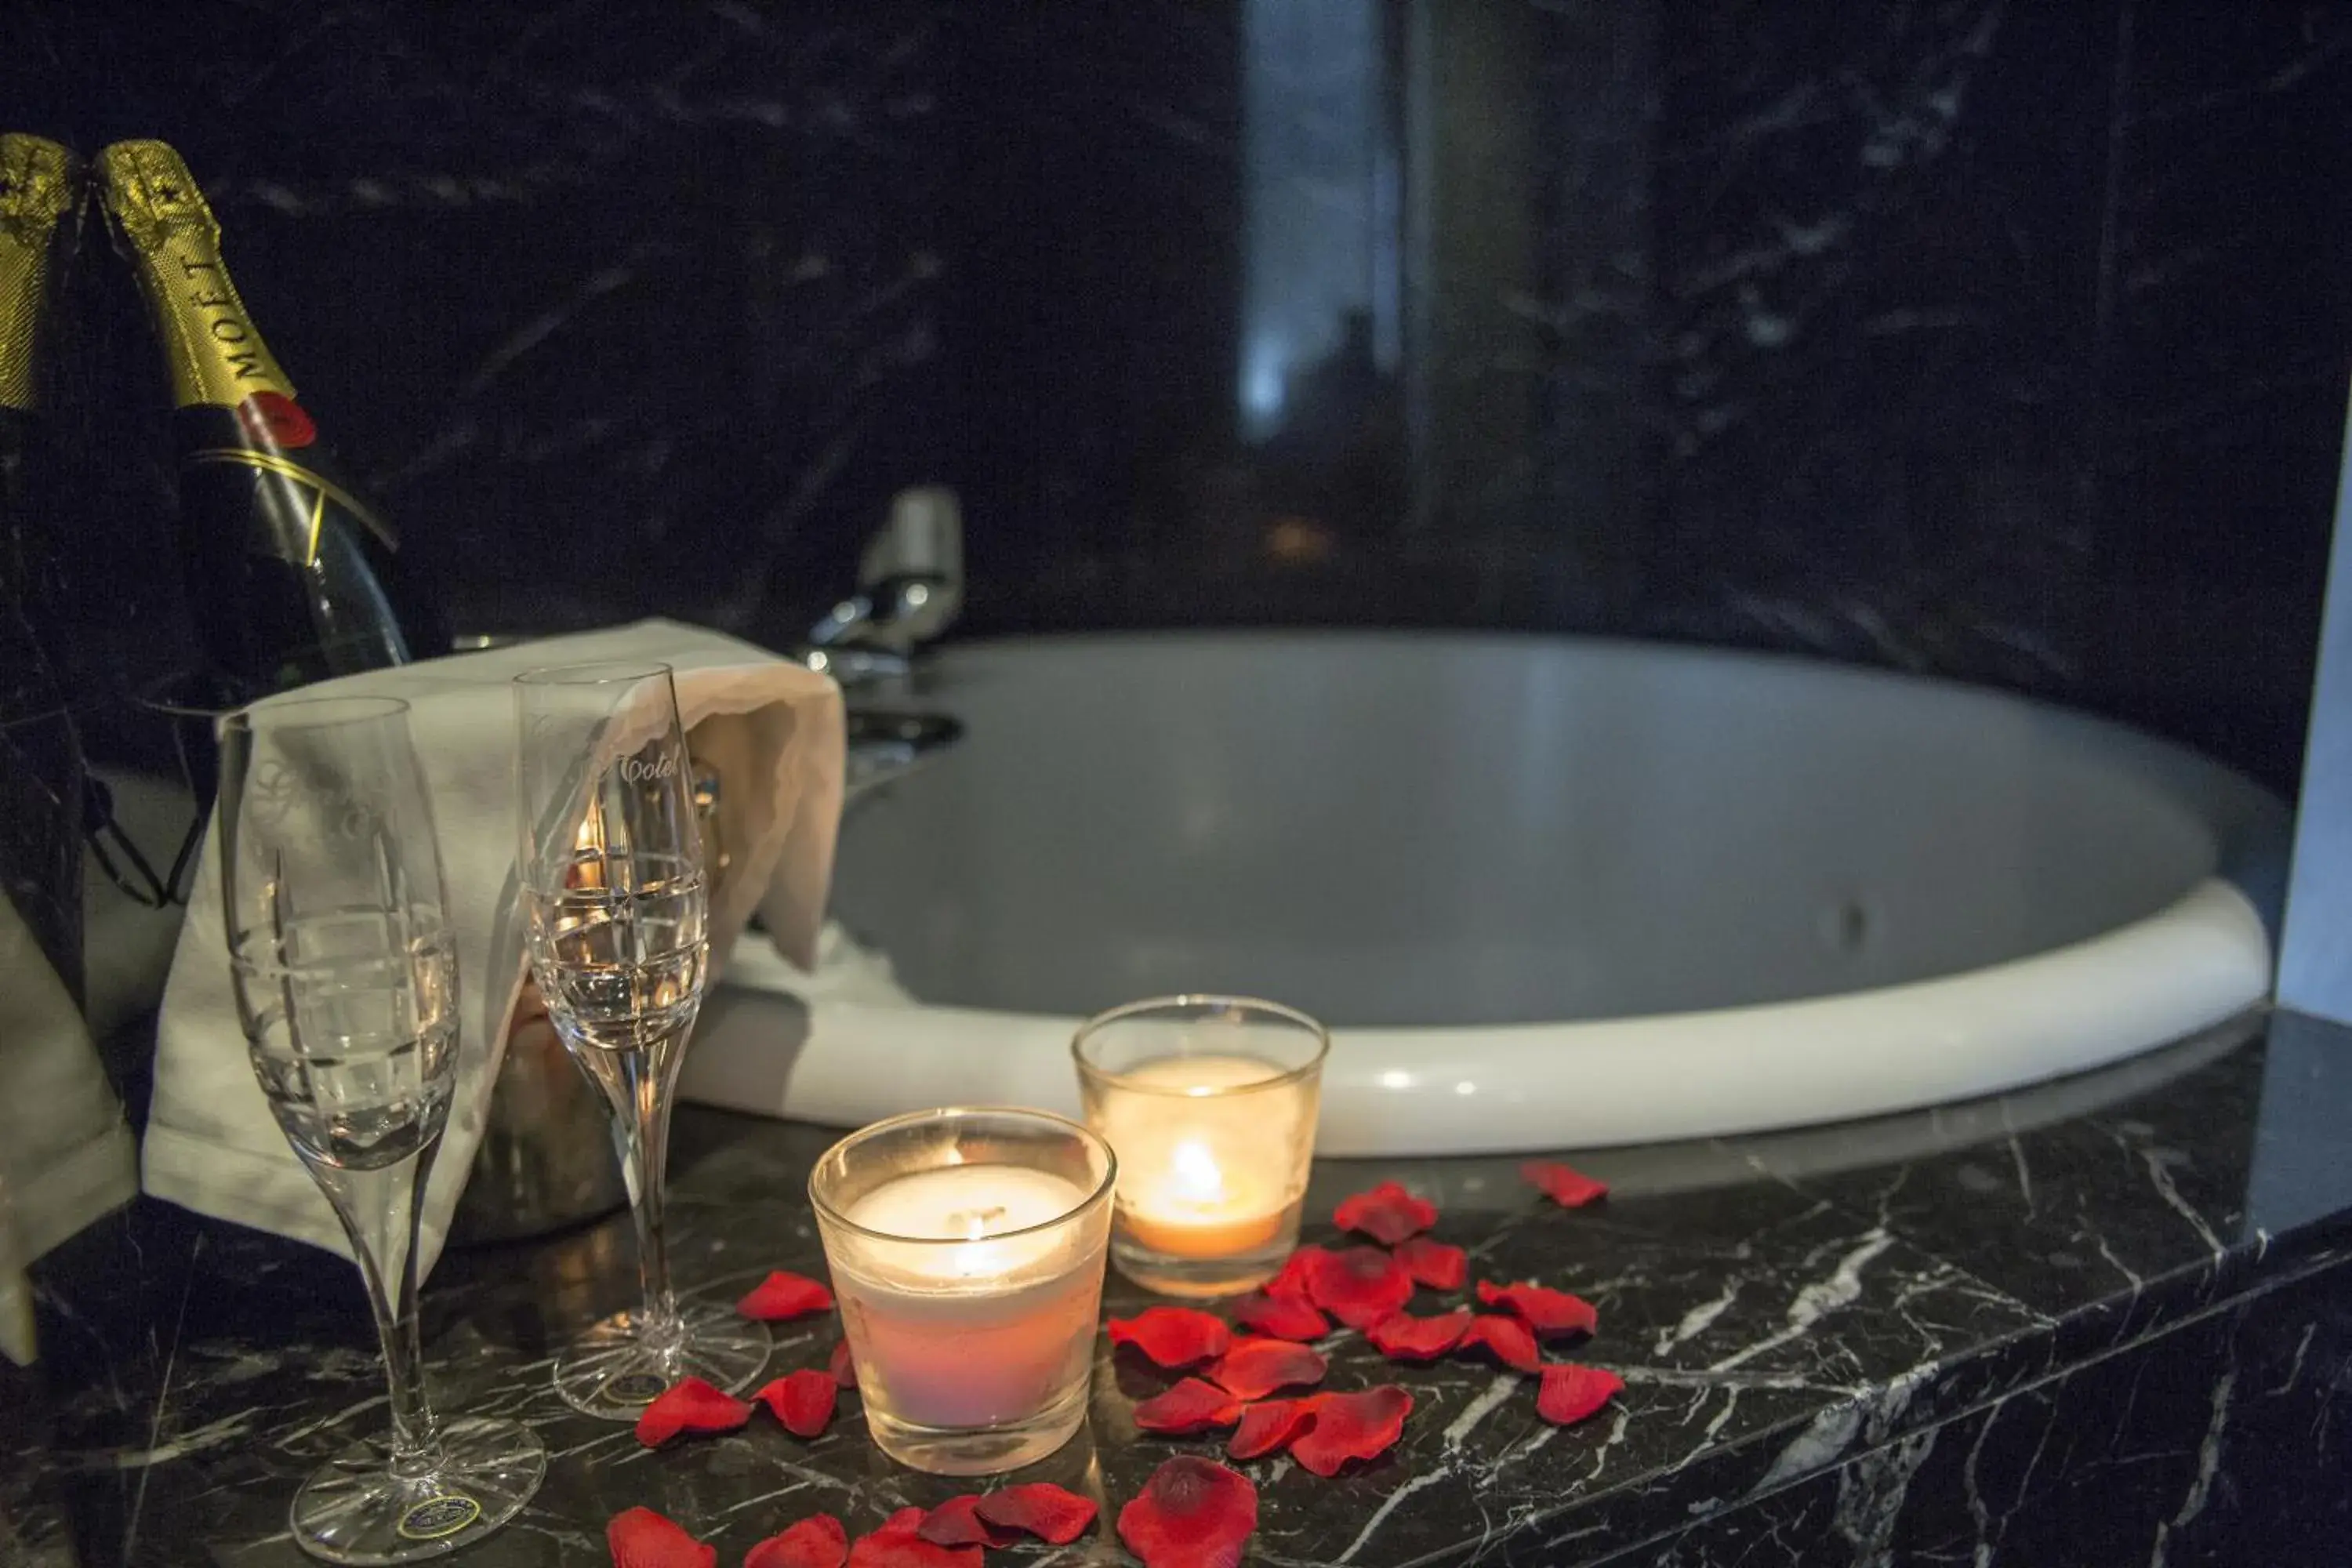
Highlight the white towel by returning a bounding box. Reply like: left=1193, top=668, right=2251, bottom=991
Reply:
left=0, top=894, right=140, bottom=1364
left=143, top=619, right=844, bottom=1279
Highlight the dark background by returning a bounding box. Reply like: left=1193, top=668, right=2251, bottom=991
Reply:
left=4, top=0, right=2346, bottom=793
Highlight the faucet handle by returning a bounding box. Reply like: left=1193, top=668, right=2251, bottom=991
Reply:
left=804, top=486, right=963, bottom=659
left=859, top=486, right=961, bottom=601
left=855, top=486, right=962, bottom=650
left=801, top=645, right=913, bottom=685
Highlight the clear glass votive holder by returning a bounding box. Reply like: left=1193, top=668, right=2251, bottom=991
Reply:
left=810, top=1107, right=1116, bottom=1475
left=1073, top=996, right=1330, bottom=1298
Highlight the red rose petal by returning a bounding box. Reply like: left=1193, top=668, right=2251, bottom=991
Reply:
left=1134, top=1377, right=1247, bottom=1434
left=1475, top=1279, right=1600, bottom=1338
left=746, top=1515, right=849, bottom=1568
left=1366, top=1309, right=1474, bottom=1362
left=1522, top=1160, right=1609, bottom=1208
left=1269, top=1245, right=1328, bottom=1300
left=608, top=1507, right=717, bottom=1568
left=1305, top=1245, right=1416, bottom=1330
left=1334, top=1180, right=1438, bottom=1246
left=735, top=1269, right=836, bottom=1321
left=1288, top=1386, right=1414, bottom=1477
left=829, top=1337, right=858, bottom=1389
left=1205, top=1337, right=1329, bottom=1400
left=1117, top=1457, right=1259, bottom=1568
left=916, top=1497, right=1017, bottom=1549
left=633, top=1377, right=754, bottom=1447
left=850, top=1508, right=982, bottom=1568
left=973, top=1483, right=1099, bottom=1544
left=1393, top=1237, right=1468, bottom=1291
left=1459, top=1315, right=1542, bottom=1373
left=1232, top=1289, right=1330, bottom=1341
left=1109, top=1306, right=1232, bottom=1369
left=1537, top=1364, right=1626, bottom=1427
left=1226, top=1398, right=1314, bottom=1461
left=755, top=1368, right=840, bottom=1438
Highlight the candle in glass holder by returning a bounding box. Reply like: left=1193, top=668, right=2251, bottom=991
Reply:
left=1074, top=998, right=1328, bottom=1298
left=811, top=1109, right=1114, bottom=1475
left=1112, top=1058, right=1292, bottom=1256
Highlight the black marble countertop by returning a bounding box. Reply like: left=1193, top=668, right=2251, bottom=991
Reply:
left=8, top=1008, right=2351, bottom=1566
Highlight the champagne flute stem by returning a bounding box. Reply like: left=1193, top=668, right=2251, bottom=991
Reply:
left=601, top=1025, right=693, bottom=1339
left=316, top=1150, right=445, bottom=1475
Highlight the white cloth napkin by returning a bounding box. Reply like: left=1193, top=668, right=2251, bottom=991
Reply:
left=143, top=619, right=844, bottom=1278
left=0, top=893, right=140, bottom=1364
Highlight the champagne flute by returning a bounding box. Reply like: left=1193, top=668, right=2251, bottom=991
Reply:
left=220, top=696, right=543, bottom=1563
left=513, top=661, right=768, bottom=1416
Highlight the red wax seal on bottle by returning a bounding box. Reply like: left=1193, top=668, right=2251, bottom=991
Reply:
left=238, top=390, right=317, bottom=448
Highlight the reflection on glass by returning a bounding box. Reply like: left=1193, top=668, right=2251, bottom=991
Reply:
left=1239, top=0, right=1398, bottom=441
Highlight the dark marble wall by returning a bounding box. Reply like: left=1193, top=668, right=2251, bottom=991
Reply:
left=4, top=0, right=952, bottom=750
left=1644, top=1, right=2350, bottom=792
left=3, top=1, right=2346, bottom=789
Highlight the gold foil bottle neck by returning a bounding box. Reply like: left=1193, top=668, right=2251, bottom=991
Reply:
left=94, top=139, right=216, bottom=256
left=0, top=134, right=80, bottom=234
left=96, top=139, right=295, bottom=408
left=0, top=133, right=81, bottom=414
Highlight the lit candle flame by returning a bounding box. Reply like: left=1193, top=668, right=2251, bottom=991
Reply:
left=1171, top=1140, right=1226, bottom=1202
left=946, top=1204, right=1007, bottom=1276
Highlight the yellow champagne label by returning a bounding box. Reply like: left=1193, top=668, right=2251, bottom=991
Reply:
left=96, top=140, right=297, bottom=408
left=0, top=133, right=80, bottom=412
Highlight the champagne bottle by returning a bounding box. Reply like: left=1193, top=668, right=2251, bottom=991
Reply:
left=96, top=139, right=445, bottom=695
left=1, top=133, right=77, bottom=586
left=0, top=132, right=87, bottom=1002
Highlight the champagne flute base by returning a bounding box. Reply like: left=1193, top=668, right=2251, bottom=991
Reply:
left=553, top=1299, right=769, bottom=1419
left=289, top=1414, right=546, bottom=1565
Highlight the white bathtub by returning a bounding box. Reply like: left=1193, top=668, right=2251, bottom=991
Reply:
left=684, top=633, right=2288, bottom=1154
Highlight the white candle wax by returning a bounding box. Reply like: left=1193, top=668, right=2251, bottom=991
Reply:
left=845, top=1165, right=1085, bottom=1279
left=1118, top=1054, right=1288, bottom=1096
left=834, top=1165, right=1102, bottom=1430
